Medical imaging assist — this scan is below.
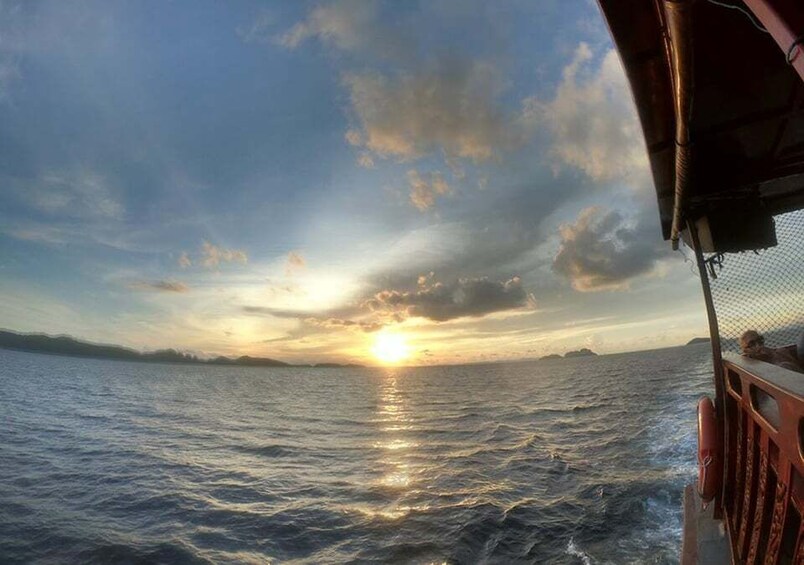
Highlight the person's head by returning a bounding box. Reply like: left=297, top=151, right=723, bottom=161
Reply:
left=739, top=330, right=765, bottom=355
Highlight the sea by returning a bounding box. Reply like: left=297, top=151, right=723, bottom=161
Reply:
left=0, top=344, right=713, bottom=564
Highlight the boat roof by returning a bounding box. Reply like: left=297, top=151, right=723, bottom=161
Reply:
left=598, top=0, right=804, bottom=242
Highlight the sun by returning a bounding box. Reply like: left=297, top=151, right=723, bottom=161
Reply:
left=371, top=333, right=411, bottom=365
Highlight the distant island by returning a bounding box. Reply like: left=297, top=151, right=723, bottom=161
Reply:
left=539, top=349, right=598, bottom=360
left=686, top=337, right=711, bottom=345
left=0, top=330, right=361, bottom=368
left=563, top=348, right=598, bottom=358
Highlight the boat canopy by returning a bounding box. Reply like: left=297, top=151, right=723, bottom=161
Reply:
left=598, top=0, right=804, bottom=252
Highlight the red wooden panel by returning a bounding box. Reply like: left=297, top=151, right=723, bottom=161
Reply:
left=734, top=406, right=747, bottom=535
left=720, top=359, right=804, bottom=563
left=747, top=444, right=770, bottom=564
left=793, top=519, right=804, bottom=564
left=764, top=453, right=791, bottom=565
left=739, top=422, right=758, bottom=558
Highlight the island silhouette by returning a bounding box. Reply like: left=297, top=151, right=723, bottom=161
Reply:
left=0, top=330, right=362, bottom=368
left=539, top=348, right=598, bottom=360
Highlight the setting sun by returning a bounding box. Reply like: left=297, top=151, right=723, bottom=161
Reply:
left=371, top=333, right=411, bottom=365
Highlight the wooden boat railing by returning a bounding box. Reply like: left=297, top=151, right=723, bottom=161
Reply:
left=720, top=352, right=804, bottom=564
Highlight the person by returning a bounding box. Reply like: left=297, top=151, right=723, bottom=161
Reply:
left=739, top=330, right=803, bottom=373
left=800, top=332, right=804, bottom=364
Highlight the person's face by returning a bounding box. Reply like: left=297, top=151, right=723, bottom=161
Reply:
left=740, top=332, right=765, bottom=355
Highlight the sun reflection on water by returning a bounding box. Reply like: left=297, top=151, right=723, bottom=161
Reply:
left=375, top=374, right=416, bottom=508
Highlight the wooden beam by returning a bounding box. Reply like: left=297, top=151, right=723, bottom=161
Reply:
left=744, top=0, right=804, bottom=83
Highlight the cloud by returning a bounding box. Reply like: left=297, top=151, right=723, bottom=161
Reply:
left=178, top=251, right=192, bottom=269
left=408, top=170, right=450, bottom=211
left=200, top=241, right=248, bottom=268
left=237, top=9, right=275, bottom=44
left=0, top=55, right=19, bottom=103
left=362, top=169, right=589, bottom=291
left=129, top=280, right=189, bottom=293
left=343, top=59, right=528, bottom=163
left=27, top=170, right=124, bottom=220
left=242, top=304, right=383, bottom=335
left=279, top=0, right=375, bottom=50
left=285, top=251, right=306, bottom=275
left=356, top=152, right=375, bottom=168
left=552, top=207, right=662, bottom=292
left=526, top=43, right=649, bottom=184
left=0, top=2, right=24, bottom=103
left=345, top=129, right=363, bottom=145
left=305, top=317, right=384, bottom=333
left=365, top=275, right=535, bottom=322
left=243, top=304, right=356, bottom=320
left=276, top=0, right=407, bottom=60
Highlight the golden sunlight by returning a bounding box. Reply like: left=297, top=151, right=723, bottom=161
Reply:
left=371, top=333, right=411, bottom=365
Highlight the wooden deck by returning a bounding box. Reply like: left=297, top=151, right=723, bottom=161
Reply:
left=682, top=484, right=731, bottom=565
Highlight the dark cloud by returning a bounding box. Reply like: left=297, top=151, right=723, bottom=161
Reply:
left=365, top=275, right=534, bottom=322
left=129, top=280, right=189, bottom=293
left=243, top=305, right=354, bottom=319
left=243, top=305, right=300, bottom=318
left=243, top=273, right=535, bottom=331
left=305, top=317, right=384, bottom=332
left=242, top=305, right=381, bottom=332
left=364, top=173, right=587, bottom=292
left=553, top=207, right=663, bottom=292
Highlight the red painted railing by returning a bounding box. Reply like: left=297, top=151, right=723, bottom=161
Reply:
left=721, top=353, right=804, bottom=564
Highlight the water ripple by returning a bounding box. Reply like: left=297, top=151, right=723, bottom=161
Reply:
left=0, top=345, right=712, bottom=563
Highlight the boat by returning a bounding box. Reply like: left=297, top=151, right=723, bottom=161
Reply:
left=597, top=0, right=804, bottom=563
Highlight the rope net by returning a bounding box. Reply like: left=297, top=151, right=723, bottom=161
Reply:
left=703, top=209, right=804, bottom=354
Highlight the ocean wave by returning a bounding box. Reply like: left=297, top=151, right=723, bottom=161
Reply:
left=77, top=541, right=208, bottom=565
left=0, top=345, right=709, bottom=564
left=566, top=537, right=594, bottom=565
left=231, top=443, right=299, bottom=458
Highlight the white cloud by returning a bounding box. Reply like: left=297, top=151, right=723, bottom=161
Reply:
left=407, top=170, right=450, bottom=211
left=276, top=0, right=407, bottom=59
left=27, top=169, right=124, bottom=220
left=178, top=251, right=192, bottom=269
left=0, top=55, right=19, bottom=103
left=356, top=152, right=375, bottom=168
left=345, top=129, right=362, bottom=145
left=526, top=43, right=649, bottom=185
left=236, top=9, right=275, bottom=44
left=285, top=251, right=306, bottom=275
left=343, top=60, right=528, bottom=163
left=0, top=1, right=25, bottom=103
left=201, top=241, right=248, bottom=269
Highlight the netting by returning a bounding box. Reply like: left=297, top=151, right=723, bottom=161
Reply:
left=702, top=209, right=804, bottom=354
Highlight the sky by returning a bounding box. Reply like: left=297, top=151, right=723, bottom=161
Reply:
left=0, top=0, right=709, bottom=365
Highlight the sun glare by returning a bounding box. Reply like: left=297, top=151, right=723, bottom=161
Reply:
left=371, top=333, right=411, bottom=365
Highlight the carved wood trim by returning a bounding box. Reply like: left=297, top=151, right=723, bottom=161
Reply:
left=794, top=519, right=804, bottom=565
left=747, top=447, right=769, bottom=565
left=739, top=422, right=757, bottom=558
left=719, top=358, right=804, bottom=564
left=763, top=466, right=789, bottom=565
left=733, top=406, right=746, bottom=535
